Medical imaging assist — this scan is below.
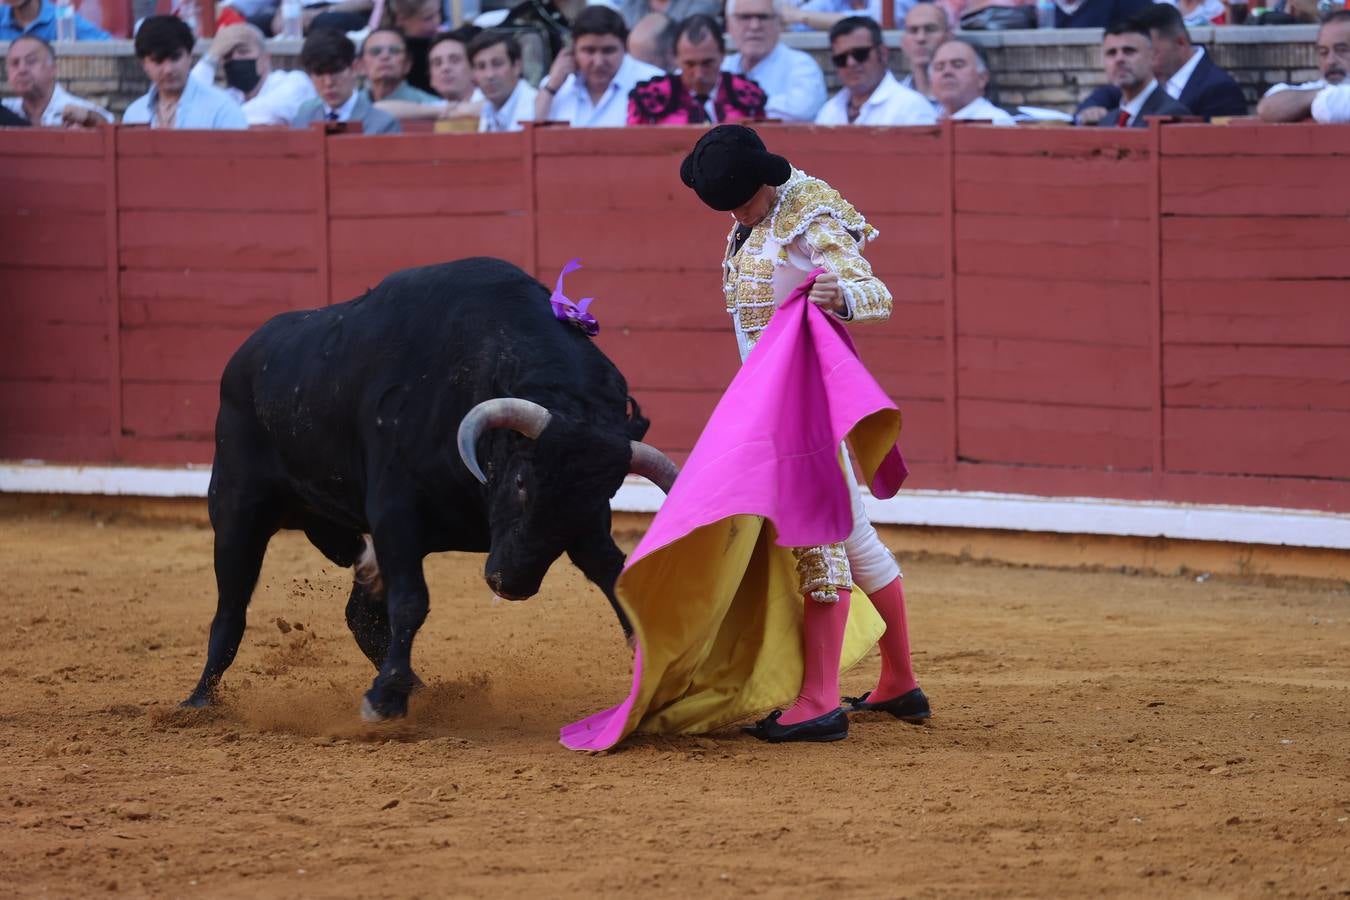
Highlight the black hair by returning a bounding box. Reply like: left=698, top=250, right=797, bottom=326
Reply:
left=828, top=15, right=882, bottom=46
left=134, top=15, right=195, bottom=61
left=467, top=30, right=522, bottom=64
left=1133, top=2, right=1188, bottom=39
left=300, top=27, right=357, bottom=74
left=572, top=5, right=628, bottom=44
left=675, top=13, right=724, bottom=52
left=431, top=24, right=481, bottom=54
left=1104, top=17, right=1152, bottom=40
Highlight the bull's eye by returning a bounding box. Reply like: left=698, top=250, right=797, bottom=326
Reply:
left=514, top=473, right=526, bottom=501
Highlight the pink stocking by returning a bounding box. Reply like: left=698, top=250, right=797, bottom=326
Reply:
left=866, top=576, right=919, bottom=702
left=778, top=589, right=851, bottom=726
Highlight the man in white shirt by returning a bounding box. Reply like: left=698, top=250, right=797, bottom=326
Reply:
left=1094, top=19, right=1190, bottom=128
left=815, top=16, right=935, bottom=126
left=929, top=38, right=1014, bottom=125
left=721, top=0, right=826, bottom=122
left=536, top=5, right=664, bottom=127
left=189, top=24, right=316, bottom=127
left=3, top=35, right=112, bottom=127
left=1257, top=11, right=1349, bottom=123
left=468, top=30, right=536, bottom=132
left=898, top=1, right=947, bottom=115
left=122, top=16, right=247, bottom=130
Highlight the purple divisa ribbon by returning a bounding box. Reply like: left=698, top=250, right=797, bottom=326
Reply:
left=550, top=258, right=599, bottom=337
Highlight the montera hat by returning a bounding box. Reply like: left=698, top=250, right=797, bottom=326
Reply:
left=680, top=125, right=791, bottom=212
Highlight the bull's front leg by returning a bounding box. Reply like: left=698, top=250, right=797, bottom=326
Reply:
left=360, top=525, right=429, bottom=722
left=566, top=532, right=632, bottom=642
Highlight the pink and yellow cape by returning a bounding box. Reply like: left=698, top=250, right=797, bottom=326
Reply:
left=561, top=271, right=908, bottom=751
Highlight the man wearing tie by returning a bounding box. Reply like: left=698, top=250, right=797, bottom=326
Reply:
left=627, top=15, right=767, bottom=125
left=1095, top=18, right=1191, bottom=128
left=291, top=29, right=402, bottom=135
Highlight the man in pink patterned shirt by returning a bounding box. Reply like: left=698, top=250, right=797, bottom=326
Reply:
left=627, top=14, right=767, bottom=125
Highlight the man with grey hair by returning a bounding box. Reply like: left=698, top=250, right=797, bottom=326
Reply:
left=3, top=35, right=112, bottom=127
left=190, top=23, right=315, bottom=126
left=722, top=0, right=826, bottom=121
left=929, top=38, right=1013, bottom=124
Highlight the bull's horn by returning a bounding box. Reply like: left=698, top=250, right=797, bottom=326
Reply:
left=629, top=441, right=679, bottom=494
left=457, top=398, right=553, bottom=484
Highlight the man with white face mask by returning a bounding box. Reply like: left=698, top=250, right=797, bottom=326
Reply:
left=190, top=23, right=316, bottom=127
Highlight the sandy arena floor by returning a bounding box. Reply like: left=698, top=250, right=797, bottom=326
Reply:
left=1, top=509, right=1347, bottom=899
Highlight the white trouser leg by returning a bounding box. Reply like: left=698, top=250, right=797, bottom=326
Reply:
left=841, top=447, right=901, bottom=594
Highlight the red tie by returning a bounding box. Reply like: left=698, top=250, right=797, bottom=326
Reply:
left=1116, top=110, right=1130, bottom=127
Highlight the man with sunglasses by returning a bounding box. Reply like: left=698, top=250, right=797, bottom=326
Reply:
left=722, top=0, right=826, bottom=121
left=815, top=15, right=935, bottom=125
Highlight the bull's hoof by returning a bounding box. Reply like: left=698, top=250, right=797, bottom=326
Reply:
left=181, top=692, right=214, bottom=709
left=360, top=690, right=409, bottom=723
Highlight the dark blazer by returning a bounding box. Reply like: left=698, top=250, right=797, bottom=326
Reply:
left=1057, top=0, right=1149, bottom=28
left=291, top=91, right=402, bottom=135
left=1077, top=51, right=1248, bottom=120
left=1097, top=84, right=1193, bottom=127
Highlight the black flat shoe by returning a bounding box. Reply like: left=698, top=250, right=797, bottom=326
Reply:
left=742, top=708, right=849, bottom=743
left=842, top=688, right=931, bottom=724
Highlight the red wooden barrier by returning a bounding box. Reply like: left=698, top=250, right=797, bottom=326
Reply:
left=2, top=122, right=1348, bottom=514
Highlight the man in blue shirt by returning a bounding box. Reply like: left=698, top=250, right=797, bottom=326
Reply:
left=122, top=15, right=247, bottom=129
left=0, top=0, right=109, bottom=40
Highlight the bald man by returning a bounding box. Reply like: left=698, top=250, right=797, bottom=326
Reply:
left=899, top=2, right=947, bottom=113
left=190, top=23, right=316, bottom=125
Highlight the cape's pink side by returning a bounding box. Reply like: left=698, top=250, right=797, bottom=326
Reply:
left=560, top=271, right=906, bottom=750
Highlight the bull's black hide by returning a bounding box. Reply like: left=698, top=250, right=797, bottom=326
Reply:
left=184, top=257, right=673, bottom=721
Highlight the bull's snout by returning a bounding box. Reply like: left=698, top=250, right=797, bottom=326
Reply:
left=485, top=571, right=533, bottom=602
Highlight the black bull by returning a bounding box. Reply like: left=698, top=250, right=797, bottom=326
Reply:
left=184, top=258, right=677, bottom=721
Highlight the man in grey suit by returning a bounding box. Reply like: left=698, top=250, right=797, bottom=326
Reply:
left=1096, top=19, right=1191, bottom=127
left=291, top=28, right=401, bottom=135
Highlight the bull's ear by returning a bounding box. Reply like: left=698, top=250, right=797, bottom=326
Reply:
left=457, top=398, right=553, bottom=483
left=629, top=441, right=678, bottom=494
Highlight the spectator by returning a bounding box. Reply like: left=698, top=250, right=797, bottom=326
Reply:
left=469, top=30, right=535, bottom=131
left=1052, top=0, right=1148, bottom=28
left=291, top=27, right=402, bottom=133
left=535, top=5, right=664, bottom=126
left=899, top=2, right=947, bottom=114
left=1157, top=0, right=1225, bottom=26
left=123, top=16, right=248, bottom=129
left=3, top=35, right=112, bottom=126
left=1257, top=10, right=1349, bottom=123
left=930, top=37, right=1012, bottom=124
left=0, top=0, right=109, bottom=41
left=1094, top=18, right=1191, bottom=127
left=627, top=13, right=767, bottom=124
left=1077, top=4, right=1244, bottom=123
left=276, top=0, right=373, bottom=37
left=360, top=29, right=440, bottom=104
left=782, top=0, right=915, bottom=33
left=387, top=0, right=443, bottom=94
left=815, top=16, right=935, bottom=125
left=189, top=24, right=316, bottom=126
left=378, top=26, right=484, bottom=121
left=722, top=0, right=827, bottom=121
left=627, top=11, right=676, bottom=71
left=615, top=0, right=721, bottom=30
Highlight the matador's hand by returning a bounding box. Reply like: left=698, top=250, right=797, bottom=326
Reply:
left=808, top=271, right=845, bottom=315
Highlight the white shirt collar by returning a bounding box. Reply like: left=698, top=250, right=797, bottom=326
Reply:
left=855, top=70, right=901, bottom=109
left=483, top=78, right=530, bottom=131
left=326, top=90, right=360, bottom=122
left=1120, top=79, right=1160, bottom=124
left=1165, top=46, right=1204, bottom=99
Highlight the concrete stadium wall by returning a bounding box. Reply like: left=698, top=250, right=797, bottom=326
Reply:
left=1, top=121, right=1348, bottom=515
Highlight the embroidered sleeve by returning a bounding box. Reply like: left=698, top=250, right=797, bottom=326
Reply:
left=802, top=217, right=892, bottom=324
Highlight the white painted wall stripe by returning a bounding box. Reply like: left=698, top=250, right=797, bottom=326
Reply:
left=3, top=463, right=1347, bottom=551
